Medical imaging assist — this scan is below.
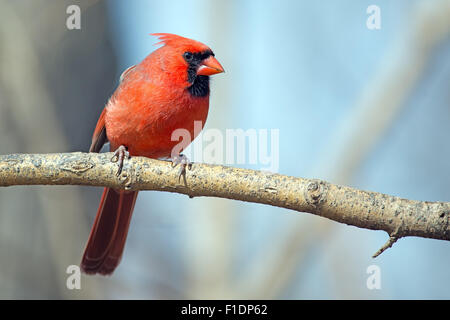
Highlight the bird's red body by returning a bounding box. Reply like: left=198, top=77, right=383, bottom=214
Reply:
left=81, top=34, right=224, bottom=275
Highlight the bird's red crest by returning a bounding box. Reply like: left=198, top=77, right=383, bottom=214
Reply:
left=151, top=33, right=209, bottom=52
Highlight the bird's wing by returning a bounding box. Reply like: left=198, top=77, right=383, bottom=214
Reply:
left=89, top=65, right=137, bottom=153
left=89, top=108, right=107, bottom=153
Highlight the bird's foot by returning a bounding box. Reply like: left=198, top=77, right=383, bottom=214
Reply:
left=171, top=154, right=192, bottom=184
left=111, top=145, right=130, bottom=176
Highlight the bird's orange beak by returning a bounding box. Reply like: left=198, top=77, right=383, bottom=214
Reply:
left=197, top=56, right=224, bottom=76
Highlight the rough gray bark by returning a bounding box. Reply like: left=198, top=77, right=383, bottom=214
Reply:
left=0, top=152, right=449, bottom=257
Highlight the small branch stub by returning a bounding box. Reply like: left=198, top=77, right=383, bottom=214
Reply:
left=372, top=236, right=399, bottom=258
left=305, top=180, right=328, bottom=206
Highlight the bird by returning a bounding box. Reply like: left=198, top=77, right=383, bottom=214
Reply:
left=81, top=33, right=224, bottom=275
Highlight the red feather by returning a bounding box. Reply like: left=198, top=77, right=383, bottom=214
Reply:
left=81, top=188, right=138, bottom=275
left=81, top=34, right=223, bottom=275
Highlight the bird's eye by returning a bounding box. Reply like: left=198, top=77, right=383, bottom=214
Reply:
left=184, top=52, right=193, bottom=62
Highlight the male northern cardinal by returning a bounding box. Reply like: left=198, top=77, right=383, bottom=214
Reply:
left=81, top=33, right=224, bottom=275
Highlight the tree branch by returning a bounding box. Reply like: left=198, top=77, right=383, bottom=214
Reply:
left=0, top=152, right=449, bottom=256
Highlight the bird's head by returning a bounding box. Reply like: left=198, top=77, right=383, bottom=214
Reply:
left=151, top=33, right=224, bottom=97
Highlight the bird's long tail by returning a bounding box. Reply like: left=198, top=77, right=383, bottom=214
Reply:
left=81, top=188, right=138, bottom=275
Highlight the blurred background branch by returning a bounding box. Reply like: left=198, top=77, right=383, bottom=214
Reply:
left=0, top=0, right=116, bottom=298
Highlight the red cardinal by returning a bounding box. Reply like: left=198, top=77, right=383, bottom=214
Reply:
left=81, top=33, right=224, bottom=275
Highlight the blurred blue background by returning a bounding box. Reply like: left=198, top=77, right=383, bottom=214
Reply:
left=0, top=0, right=448, bottom=298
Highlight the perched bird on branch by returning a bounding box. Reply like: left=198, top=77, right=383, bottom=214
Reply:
left=81, top=33, right=224, bottom=275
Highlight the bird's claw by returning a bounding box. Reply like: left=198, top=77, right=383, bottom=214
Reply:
left=111, top=145, right=130, bottom=176
left=171, top=154, right=192, bottom=184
